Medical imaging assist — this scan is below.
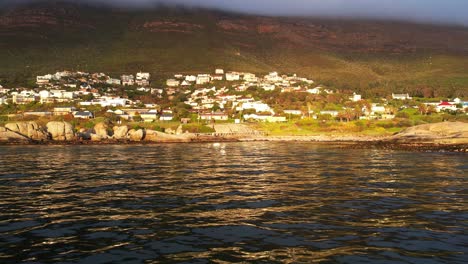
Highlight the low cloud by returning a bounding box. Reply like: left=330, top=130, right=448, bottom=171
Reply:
left=3, top=0, right=468, bottom=26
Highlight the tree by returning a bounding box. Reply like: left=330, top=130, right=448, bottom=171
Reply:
left=418, top=103, right=427, bottom=115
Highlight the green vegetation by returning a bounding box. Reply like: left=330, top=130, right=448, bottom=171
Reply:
left=252, top=111, right=468, bottom=137
left=182, top=124, right=216, bottom=133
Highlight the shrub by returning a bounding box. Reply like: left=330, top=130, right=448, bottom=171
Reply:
left=395, top=112, right=410, bottom=119
left=182, top=124, right=215, bottom=133
left=397, top=119, right=413, bottom=127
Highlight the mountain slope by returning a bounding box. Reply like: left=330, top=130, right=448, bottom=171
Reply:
left=1, top=1, right=468, bottom=97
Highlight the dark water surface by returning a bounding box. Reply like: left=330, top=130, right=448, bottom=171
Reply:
left=0, top=142, right=467, bottom=263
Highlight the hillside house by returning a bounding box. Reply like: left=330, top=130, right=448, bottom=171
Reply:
left=196, top=74, right=211, bottom=85
left=136, top=72, right=150, bottom=86
left=259, top=84, right=274, bottom=91
left=166, top=79, right=180, bottom=87
left=350, top=93, right=362, bottom=102
left=238, top=102, right=272, bottom=113
left=284, top=110, right=303, bottom=116
left=212, top=75, right=224, bottom=81
left=73, top=111, right=94, bottom=119
left=24, top=111, right=53, bottom=117
left=121, top=75, right=135, bottom=86
left=185, top=75, right=197, bottom=82
left=199, top=112, right=229, bottom=121
left=140, top=112, right=158, bottom=122
left=36, top=75, right=53, bottom=85
left=106, top=78, right=121, bottom=85
left=243, top=73, right=258, bottom=82
left=392, top=93, right=412, bottom=100
left=226, top=72, right=240, bottom=81
left=320, top=110, right=340, bottom=117
left=437, top=101, right=457, bottom=112
left=160, top=113, right=174, bottom=121
left=54, top=106, right=77, bottom=116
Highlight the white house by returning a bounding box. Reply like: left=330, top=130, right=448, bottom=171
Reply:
left=264, top=72, right=282, bottom=82
left=392, top=93, right=412, bottom=100
left=160, top=113, right=174, bottom=121
left=0, top=86, right=10, bottom=94
left=239, top=102, right=272, bottom=113
left=185, top=75, right=197, bottom=82
left=350, top=93, right=362, bottom=102
left=262, top=84, right=276, bottom=91
left=196, top=74, right=211, bottom=85
left=166, top=79, right=180, bottom=87
left=243, top=73, right=258, bottom=82
left=136, top=72, right=150, bottom=86
left=284, top=110, right=303, bottom=116
left=226, top=72, right=240, bottom=81
left=121, top=75, right=135, bottom=86
left=307, top=87, right=323, bottom=94
left=73, top=111, right=94, bottom=119
left=320, top=110, right=339, bottom=117
left=243, top=113, right=272, bottom=121
left=36, top=74, right=53, bottom=85
left=437, top=101, right=457, bottom=112
left=371, top=104, right=386, bottom=114
left=54, top=106, right=77, bottom=116
left=215, top=69, right=224, bottom=75
left=106, top=78, right=122, bottom=86
left=200, top=112, right=229, bottom=121
left=140, top=112, right=158, bottom=122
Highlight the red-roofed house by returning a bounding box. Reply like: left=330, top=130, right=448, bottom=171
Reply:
left=437, top=101, right=457, bottom=112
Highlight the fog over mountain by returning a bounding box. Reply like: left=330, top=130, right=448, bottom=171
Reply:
left=2, top=0, right=468, bottom=26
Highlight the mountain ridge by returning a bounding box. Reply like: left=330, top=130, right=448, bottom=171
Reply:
left=1, top=1, right=468, bottom=97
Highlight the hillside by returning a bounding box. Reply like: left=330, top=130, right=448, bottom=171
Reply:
left=1, top=1, right=468, bottom=97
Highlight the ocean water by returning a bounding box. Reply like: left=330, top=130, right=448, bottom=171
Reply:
left=0, top=142, right=467, bottom=263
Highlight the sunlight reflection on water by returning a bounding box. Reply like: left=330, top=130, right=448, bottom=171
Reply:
left=0, top=142, right=466, bottom=263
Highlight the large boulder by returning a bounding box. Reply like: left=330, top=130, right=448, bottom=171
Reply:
left=0, top=127, right=30, bottom=143
left=145, top=129, right=193, bottom=142
left=128, top=129, right=144, bottom=141
left=5, top=121, right=49, bottom=141
left=90, top=133, right=104, bottom=141
left=46, top=121, right=75, bottom=141
left=392, top=121, right=468, bottom=144
left=113, top=126, right=129, bottom=140
left=94, top=122, right=110, bottom=139
left=77, top=128, right=92, bottom=140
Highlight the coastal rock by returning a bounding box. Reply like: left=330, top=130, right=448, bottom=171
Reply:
left=0, top=126, right=31, bottom=142
left=145, top=129, right=193, bottom=142
left=94, top=122, right=110, bottom=139
left=113, top=126, right=129, bottom=140
left=144, top=129, right=159, bottom=141
left=175, top=125, right=183, bottom=135
left=128, top=129, right=144, bottom=141
left=392, top=121, right=468, bottom=143
left=46, top=121, right=75, bottom=141
left=77, top=128, right=92, bottom=140
left=90, top=133, right=104, bottom=141
left=5, top=121, right=49, bottom=141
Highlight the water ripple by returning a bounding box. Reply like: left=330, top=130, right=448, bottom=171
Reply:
left=0, top=142, right=467, bottom=263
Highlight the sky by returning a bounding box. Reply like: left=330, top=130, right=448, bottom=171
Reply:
left=4, top=0, right=468, bottom=26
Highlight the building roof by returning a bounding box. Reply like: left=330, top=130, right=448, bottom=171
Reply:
left=438, top=101, right=453, bottom=106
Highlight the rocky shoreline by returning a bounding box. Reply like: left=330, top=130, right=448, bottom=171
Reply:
left=1, top=121, right=467, bottom=152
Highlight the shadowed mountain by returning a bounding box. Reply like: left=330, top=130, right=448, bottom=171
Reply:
left=1, top=1, right=468, bottom=97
